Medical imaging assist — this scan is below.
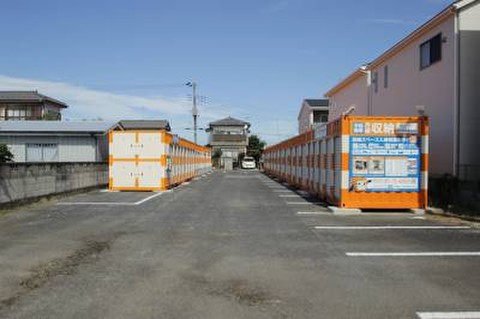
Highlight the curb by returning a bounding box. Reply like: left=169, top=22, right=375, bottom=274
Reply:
left=426, top=207, right=480, bottom=223
left=328, top=206, right=362, bottom=215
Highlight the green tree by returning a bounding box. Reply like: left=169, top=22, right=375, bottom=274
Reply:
left=211, top=148, right=223, bottom=168
left=212, top=149, right=222, bottom=159
left=247, top=135, right=266, bottom=163
left=0, top=144, right=14, bottom=162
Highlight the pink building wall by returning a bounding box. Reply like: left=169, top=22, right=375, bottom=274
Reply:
left=458, top=0, right=480, bottom=181
left=328, top=16, right=456, bottom=177
left=328, top=75, right=368, bottom=120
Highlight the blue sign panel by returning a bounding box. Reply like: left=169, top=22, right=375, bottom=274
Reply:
left=349, top=135, right=420, bottom=192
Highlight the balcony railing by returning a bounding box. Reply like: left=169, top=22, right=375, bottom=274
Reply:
left=209, top=134, right=248, bottom=144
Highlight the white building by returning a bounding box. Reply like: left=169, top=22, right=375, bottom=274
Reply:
left=207, top=116, right=251, bottom=170
left=297, top=99, right=329, bottom=134
left=0, top=121, right=115, bottom=162
left=325, top=0, right=480, bottom=181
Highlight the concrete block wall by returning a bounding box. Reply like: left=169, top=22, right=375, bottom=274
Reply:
left=0, top=163, right=108, bottom=205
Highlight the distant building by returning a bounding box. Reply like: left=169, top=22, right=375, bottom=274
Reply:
left=297, top=99, right=329, bottom=134
left=0, top=121, right=114, bottom=162
left=324, top=0, right=480, bottom=181
left=114, top=120, right=171, bottom=131
left=207, top=116, right=251, bottom=169
left=0, top=91, right=68, bottom=121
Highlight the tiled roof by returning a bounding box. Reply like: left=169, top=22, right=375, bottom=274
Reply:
left=0, top=91, right=68, bottom=108
left=209, top=116, right=250, bottom=127
left=304, top=99, right=329, bottom=107
left=0, top=121, right=115, bottom=133
left=115, top=120, right=171, bottom=131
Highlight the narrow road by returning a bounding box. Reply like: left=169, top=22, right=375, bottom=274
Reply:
left=0, top=170, right=479, bottom=319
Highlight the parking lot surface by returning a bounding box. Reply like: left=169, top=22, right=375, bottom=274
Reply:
left=0, top=170, right=479, bottom=319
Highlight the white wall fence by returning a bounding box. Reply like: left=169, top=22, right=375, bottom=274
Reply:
left=0, top=162, right=108, bottom=205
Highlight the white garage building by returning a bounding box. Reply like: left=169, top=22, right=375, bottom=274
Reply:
left=0, top=121, right=115, bottom=162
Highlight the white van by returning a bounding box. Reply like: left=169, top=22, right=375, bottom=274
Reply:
left=241, top=156, right=256, bottom=169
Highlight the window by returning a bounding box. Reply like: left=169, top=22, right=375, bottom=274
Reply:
left=373, top=71, right=378, bottom=93
left=26, top=144, right=58, bottom=162
left=313, top=111, right=328, bottom=123
left=384, top=65, right=388, bottom=88
left=420, top=33, right=442, bottom=69
left=6, top=106, right=37, bottom=120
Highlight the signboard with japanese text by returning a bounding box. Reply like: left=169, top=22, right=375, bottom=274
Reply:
left=349, top=121, right=421, bottom=192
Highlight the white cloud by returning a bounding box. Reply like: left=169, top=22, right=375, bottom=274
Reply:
left=0, top=75, right=244, bottom=144
left=0, top=75, right=233, bottom=123
left=0, top=74, right=299, bottom=145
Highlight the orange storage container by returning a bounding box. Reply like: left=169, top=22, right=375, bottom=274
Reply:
left=264, top=115, right=428, bottom=209
left=109, top=130, right=211, bottom=191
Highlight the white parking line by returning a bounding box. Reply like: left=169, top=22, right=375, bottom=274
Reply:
left=314, top=226, right=471, bottom=230
left=273, top=190, right=293, bottom=193
left=416, top=312, right=480, bottom=318
left=58, top=202, right=138, bottom=206
left=346, top=252, right=480, bottom=257
left=134, top=192, right=164, bottom=205
left=296, top=211, right=330, bottom=215
left=411, top=216, right=427, bottom=220
left=286, top=202, right=323, bottom=205
left=57, top=192, right=164, bottom=206
left=279, top=194, right=302, bottom=198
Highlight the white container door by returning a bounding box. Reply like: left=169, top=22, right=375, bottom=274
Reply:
left=111, top=133, right=136, bottom=158
left=111, top=161, right=136, bottom=188
left=138, top=133, right=163, bottom=158
left=137, top=162, right=163, bottom=188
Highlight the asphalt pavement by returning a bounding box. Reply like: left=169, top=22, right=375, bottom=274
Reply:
left=0, top=170, right=479, bottom=319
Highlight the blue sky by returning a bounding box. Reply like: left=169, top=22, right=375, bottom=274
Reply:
left=0, top=0, right=451, bottom=144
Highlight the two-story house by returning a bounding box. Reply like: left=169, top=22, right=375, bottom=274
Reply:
left=0, top=91, right=68, bottom=121
left=297, top=99, right=329, bottom=134
left=325, top=0, right=480, bottom=182
left=207, top=116, right=250, bottom=169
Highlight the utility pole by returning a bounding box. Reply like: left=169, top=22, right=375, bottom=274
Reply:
left=186, top=81, right=199, bottom=144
